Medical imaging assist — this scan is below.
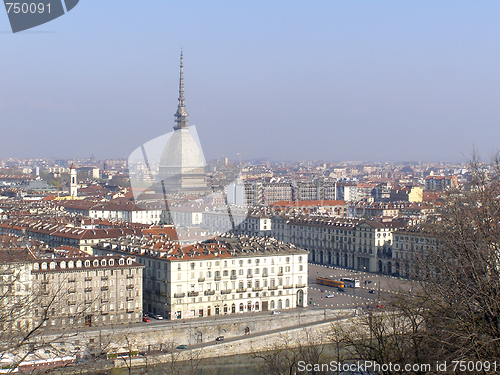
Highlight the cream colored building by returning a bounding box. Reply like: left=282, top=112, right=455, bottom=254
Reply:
left=31, top=254, right=144, bottom=328
left=408, top=186, right=423, bottom=202
left=270, top=214, right=402, bottom=274
left=94, top=236, right=308, bottom=320
left=0, top=250, right=144, bottom=332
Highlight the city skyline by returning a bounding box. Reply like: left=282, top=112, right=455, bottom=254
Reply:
left=1, top=1, right=500, bottom=162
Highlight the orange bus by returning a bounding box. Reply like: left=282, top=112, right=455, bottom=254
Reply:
left=316, top=277, right=345, bottom=288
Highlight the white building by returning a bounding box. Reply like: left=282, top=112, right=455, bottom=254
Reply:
left=94, top=235, right=309, bottom=320
left=89, top=203, right=162, bottom=225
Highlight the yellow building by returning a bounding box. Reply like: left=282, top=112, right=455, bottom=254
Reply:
left=408, top=186, right=423, bottom=202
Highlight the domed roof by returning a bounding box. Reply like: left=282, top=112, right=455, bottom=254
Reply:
left=159, top=128, right=205, bottom=170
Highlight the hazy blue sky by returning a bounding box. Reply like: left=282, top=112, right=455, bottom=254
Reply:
left=1, top=1, right=500, bottom=162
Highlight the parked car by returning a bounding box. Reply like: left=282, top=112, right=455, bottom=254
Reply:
left=326, top=294, right=334, bottom=298
left=142, top=316, right=150, bottom=323
left=338, top=287, right=346, bottom=292
left=215, top=336, right=224, bottom=342
left=367, top=280, right=372, bottom=284
left=176, top=345, right=187, bottom=349
left=151, top=314, right=164, bottom=320
left=272, top=310, right=281, bottom=315
left=369, top=290, right=375, bottom=294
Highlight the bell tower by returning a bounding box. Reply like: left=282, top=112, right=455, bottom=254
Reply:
left=69, top=163, right=78, bottom=198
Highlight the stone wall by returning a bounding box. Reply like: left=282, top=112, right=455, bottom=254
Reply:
left=68, top=308, right=354, bottom=355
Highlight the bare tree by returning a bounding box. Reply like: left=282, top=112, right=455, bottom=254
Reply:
left=325, top=154, right=500, bottom=373
left=418, top=154, right=500, bottom=362
left=250, top=328, right=327, bottom=375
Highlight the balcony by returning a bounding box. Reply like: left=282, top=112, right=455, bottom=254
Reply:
left=101, top=286, right=109, bottom=291
left=295, top=284, right=307, bottom=288
left=214, top=276, right=221, bottom=281
left=221, top=289, right=232, bottom=295
left=283, top=285, right=293, bottom=289
left=126, top=297, right=134, bottom=301
left=67, top=288, right=76, bottom=294
left=236, top=288, right=246, bottom=293
left=67, top=301, right=76, bottom=306
left=230, top=275, right=237, bottom=280
left=188, top=291, right=199, bottom=297
left=126, top=274, right=134, bottom=279
left=198, top=277, right=205, bottom=282
left=247, top=274, right=253, bottom=279
left=252, top=287, right=263, bottom=292
left=68, top=278, right=76, bottom=283
left=204, top=290, right=215, bottom=296
left=84, top=287, right=92, bottom=293
left=268, top=286, right=278, bottom=290
left=262, top=274, right=269, bottom=277
left=101, top=276, right=108, bottom=281
left=126, top=284, right=134, bottom=290
left=41, top=280, right=49, bottom=285
left=84, top=277, right=92, bottom=282
left=278, top=272, right=284, bottom=276
left=174, top=293, right=185, bottom=298
left=101, top=299, right=108, bottom=304
left=126, top=310, right=134, bottom=314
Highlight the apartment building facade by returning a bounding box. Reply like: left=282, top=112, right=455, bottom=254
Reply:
left=93, top=236, right=308, bottom=320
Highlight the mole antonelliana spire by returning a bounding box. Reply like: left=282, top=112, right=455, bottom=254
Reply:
left=174, top=50, right=189, bottom=130
left=156, top=51, right=208, bottom=195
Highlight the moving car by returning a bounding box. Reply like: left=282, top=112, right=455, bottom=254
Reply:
left=338, top=287, right=346, bottom=292
left=326, top=294, right=334, bottom=298
left=176, top=345, right=187, bottom=349
left=272, top=310, right=281, bottom=315
left=151, top=314, right=164, bottom=320
left=215, top=336, right=224, bottom=341
left=142, top=316, right=150, bottom=323
left=369, top=290, right=375, bottom=294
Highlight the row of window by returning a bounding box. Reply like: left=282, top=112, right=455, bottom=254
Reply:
left=33, top=258, right=134, bottom=270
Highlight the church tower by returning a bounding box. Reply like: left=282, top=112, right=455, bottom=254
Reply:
left=69, top=163, right=78, bottom=198
left=156, top=51, right=208, bottom=195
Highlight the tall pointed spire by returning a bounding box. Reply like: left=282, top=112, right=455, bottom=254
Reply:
left=174, top=49, right=189, bottom=130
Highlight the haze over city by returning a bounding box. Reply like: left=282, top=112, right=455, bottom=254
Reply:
left=1, top=1, right=500, bottom=162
